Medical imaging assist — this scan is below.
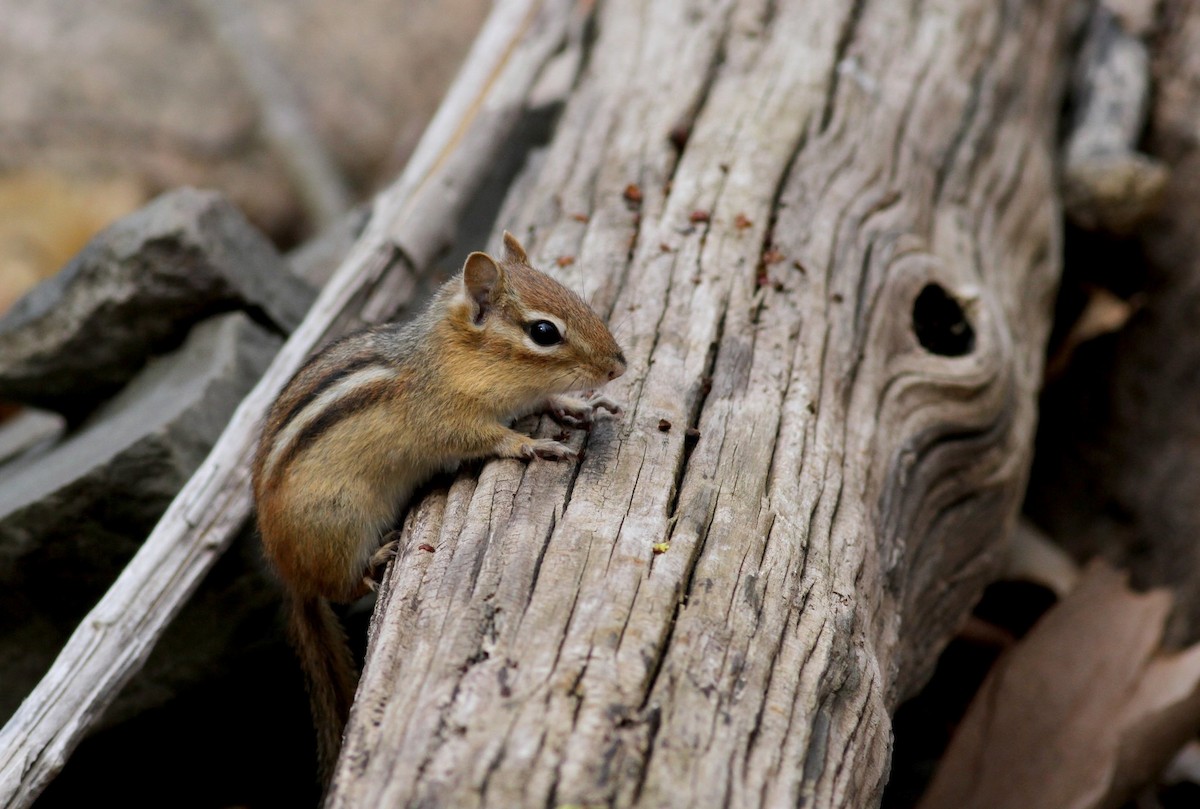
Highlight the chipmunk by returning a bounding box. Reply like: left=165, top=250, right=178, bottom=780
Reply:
left=252, top=232, right=626, bottom=784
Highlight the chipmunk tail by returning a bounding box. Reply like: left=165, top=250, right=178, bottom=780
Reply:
left=287, top=594, right=358, bottom=788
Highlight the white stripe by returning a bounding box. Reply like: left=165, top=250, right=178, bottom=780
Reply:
left=262, top=364, right=398, bottom=481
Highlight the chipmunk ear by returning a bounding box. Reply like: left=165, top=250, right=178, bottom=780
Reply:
left=501, top=231, right=529, bottom=265
left=462, top=251, right=503, bottom=323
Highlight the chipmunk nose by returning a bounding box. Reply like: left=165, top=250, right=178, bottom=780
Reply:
left=608, top=351, right=627, bottom=380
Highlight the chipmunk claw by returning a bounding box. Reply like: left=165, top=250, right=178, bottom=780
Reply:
left=363, top=535, right=400, bottom=592
left=522, top=438, right=578, bottom=461
left=371, top=537, right=400, bottom=568
left=547, top=394, right=623, bottom=428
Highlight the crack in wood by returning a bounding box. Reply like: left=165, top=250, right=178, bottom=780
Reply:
left=819, top=0, right=870, bottom=135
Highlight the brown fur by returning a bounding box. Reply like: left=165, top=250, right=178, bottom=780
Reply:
left=286, top=594, right=357, bottom=785
left=251, top=233, right=626, bottom=786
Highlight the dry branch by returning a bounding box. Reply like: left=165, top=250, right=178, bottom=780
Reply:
left=196, top=0, right=354, bottom=229
left=331, top=0, right=1074, bottom=806
left=1061, top=0, right=1166, bottom=233
left=0, top=1, right=577, bottom=805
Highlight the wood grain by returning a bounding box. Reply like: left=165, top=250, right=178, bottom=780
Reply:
left=332, top=0, right=1074, bottom=806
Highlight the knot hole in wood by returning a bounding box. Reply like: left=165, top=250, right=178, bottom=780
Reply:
left=912, top=283, right=975, bottom=357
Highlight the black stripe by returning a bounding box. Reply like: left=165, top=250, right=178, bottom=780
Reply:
left=271, top=379, right=396, bottom=485
left=273, top=353, right=380, bottom=441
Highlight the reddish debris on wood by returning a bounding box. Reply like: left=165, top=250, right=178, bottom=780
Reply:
left=669, top=123, right=691, bottom=150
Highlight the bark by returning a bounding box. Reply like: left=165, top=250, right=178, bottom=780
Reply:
left=331, top=0, right=1072, bottom=807
left=0, top=1, right=575, bottom=805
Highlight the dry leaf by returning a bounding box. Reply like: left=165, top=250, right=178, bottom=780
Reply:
left=1110, top=643, right=1200, bottom=802
left=957, top=616, right=1018, bottom=650
left=918, top=561, right=1200, bottom=809
left=1044, top=287, right=1137, bottom=381
left=1163, top=740, right=1200, bottom=785
left=1004, top=519, right=1081, bottom=598
left=1069, top=287, right=1136, bottom=344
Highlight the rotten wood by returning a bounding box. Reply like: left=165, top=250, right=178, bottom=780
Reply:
left=331, top=0, right=1073, bottom=806
left=0, top=1, right=579, bottom=805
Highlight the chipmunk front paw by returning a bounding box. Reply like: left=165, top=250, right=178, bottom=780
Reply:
left=547, top=394, right=624, bottom=428
left=521, top=438, right=578, bottom=461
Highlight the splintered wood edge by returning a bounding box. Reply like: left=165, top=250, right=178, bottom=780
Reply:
left=0, top=1, right=568, bottom=806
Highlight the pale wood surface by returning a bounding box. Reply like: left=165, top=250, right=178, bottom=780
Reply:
left=0, top=1, right=575, bottom=805
left=332, top=0, right=1074, bottom=806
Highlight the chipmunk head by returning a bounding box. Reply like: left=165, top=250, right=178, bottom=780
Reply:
left=451, top=231, right=626, bottom=397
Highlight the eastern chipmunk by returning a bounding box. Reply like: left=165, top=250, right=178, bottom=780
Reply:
left=252, top=232, right=626, bottom=784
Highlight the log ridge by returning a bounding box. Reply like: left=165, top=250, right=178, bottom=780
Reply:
left=331, top=0, right=1073, bottom=806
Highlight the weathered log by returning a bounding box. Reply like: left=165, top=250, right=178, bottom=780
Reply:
left=331, top=0, right=1073, bottom=806
left=0, top=1, right=578, bottom=805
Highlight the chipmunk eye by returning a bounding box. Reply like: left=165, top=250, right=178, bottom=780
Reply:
left=527, top=319, right=563, bottom=346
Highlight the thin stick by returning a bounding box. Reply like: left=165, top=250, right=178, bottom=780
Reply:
left=195, top=0, right=354, bottom=229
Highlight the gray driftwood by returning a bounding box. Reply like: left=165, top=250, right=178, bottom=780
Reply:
left=0, top=1, right=578, bottom=805
left=331, top=0, right=1073, bottom=806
